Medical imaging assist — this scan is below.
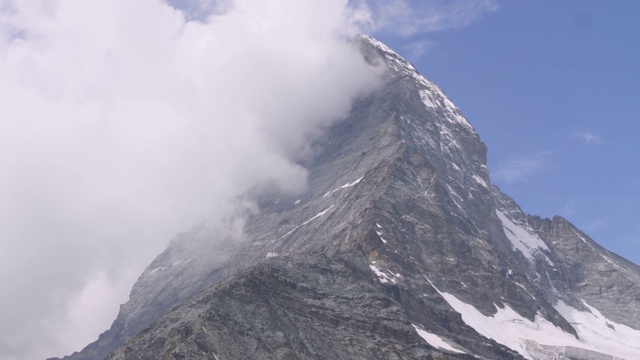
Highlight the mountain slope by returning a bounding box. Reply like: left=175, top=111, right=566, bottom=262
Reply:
left=107, top=257, right=476, bottom=360
left=54, top=36, right=640, bottom=360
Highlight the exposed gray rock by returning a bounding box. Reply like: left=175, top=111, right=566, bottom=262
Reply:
left=107, top=257, right=475, bottom=360
left=528, top=215, right=640, bottom=329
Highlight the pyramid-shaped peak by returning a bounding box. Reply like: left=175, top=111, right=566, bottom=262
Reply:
left=357, top=34, right=475, bottom=132
left=53, top=36, right=640, bottom=360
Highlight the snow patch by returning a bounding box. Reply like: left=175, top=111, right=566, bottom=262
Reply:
left=554, top=300, right=640, bottom=360
left=496, top=210, right=552, bottom=264
left=375, top=230, right=388, bottom=244
left=422, top=275, right=612, bottom=360
left=370, top=264, right=400, bottom=284
left=412, top=324, right=465, bottom=354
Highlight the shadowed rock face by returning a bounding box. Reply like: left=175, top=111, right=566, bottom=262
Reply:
left=52, top=36, right=640, bottom=360
left=106, top=257, right=475, bottom=360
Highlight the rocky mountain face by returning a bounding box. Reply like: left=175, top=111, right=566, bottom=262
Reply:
left=51, top=36, right=640, bottom=360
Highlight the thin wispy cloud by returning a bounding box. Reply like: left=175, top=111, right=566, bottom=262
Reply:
left=492, top=151, right=552, bottom=183
left=403, top=39, right=435, bottom=60
left=572, top=130, right=602, bottom=144
left=363, top=0, right=499, bottom=36
left=563, top=198, right=577, bottom=217
left=621, top=225, right=640, bottom=247
left=586, top=217, right=609, bottom=231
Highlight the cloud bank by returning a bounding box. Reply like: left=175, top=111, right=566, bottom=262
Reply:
left=0, top=0, right=382, bottom=358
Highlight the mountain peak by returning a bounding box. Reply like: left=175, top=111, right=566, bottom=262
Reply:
left=54, top=36, right=640, bottom=360
left=359, top=34, right=474, bottom=132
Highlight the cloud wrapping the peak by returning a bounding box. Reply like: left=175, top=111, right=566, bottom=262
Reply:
left=0, top=0, right=382, bottom=358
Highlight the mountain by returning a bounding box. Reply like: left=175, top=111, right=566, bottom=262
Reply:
left=51, top=36, right=640, bottom=360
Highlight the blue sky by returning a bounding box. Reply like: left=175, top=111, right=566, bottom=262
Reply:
left=376, top=1, right=640, bottom=264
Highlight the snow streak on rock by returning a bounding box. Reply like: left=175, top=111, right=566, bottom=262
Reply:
left=411, top=324, right=465, bottom=354
left=496, top=210, right=552, bottom=264
left=323, top=176, right=363, bottom=197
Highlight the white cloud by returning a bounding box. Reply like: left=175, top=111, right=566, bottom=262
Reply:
left=363, top=0, right=499, bottom=36
left=0, top=0, right=383, bottom=358
left=586, top=217, right=609, bottom=231
left=492, top=151, right=552, bottom=183
left=563, top=198, right=577, bottom=216
left=402, top=39, right=435, bottom=60
left=572, top=130, right=602, bottom=144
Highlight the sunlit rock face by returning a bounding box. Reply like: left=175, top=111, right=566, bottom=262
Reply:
left=54, top=36, right=640, bottom=360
